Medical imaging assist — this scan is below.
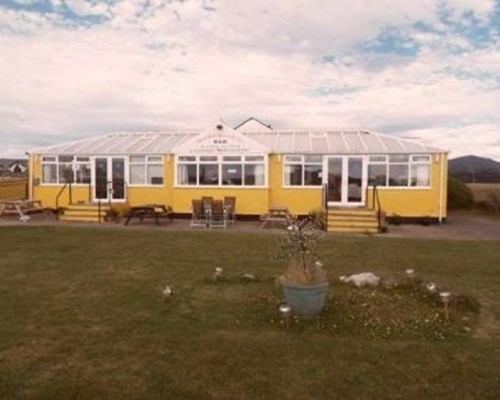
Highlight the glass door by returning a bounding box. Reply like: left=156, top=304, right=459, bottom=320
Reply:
left=94, top=157, right=108, bottom=200
left=93, top=157, right=127, bottom=202
left=326, top=156, right=366, bottom=206
left=111, top=158, right=125, bottom=200
left=326, top=157, right=342, bottom=203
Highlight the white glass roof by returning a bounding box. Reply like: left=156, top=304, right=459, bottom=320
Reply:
left=29, top=124, right=444, bottom=155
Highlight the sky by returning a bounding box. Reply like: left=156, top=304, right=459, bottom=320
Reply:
left=0, top=0, right=499, bottom=160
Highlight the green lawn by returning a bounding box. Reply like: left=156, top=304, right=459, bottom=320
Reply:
left=0, top=227, right=499, bottom=399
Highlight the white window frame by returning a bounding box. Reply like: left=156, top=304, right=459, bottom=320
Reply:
left=40, top=155, right=91, bottom=186
left=175, top=155, right=268, bottom=188
left=128, top=155, right=165, bottom=187
left=283, top=155, right=323, bottom=189
left=367, top=154, right=432, bottom=190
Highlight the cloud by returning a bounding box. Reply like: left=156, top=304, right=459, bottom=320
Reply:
left=408, top=124, right=500, bottom=160
left=0, top=0, right=498, bottom=160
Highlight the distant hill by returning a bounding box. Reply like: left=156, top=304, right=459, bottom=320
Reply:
left=449, top=155, right=500, bottom=183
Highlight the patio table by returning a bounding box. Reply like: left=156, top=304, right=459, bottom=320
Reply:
left=124, top=204, right=173, bottom=226
left=0, top=199, right=50, bottom=221
left=260, top=206, right=294, bottom=229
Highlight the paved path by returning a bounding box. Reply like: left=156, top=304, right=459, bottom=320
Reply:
left=386, top=212, right=500, bottom=241
left=1, top=211, right=499, bottom=241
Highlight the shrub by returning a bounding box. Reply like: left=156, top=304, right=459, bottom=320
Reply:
left=274, top=218, right=326, bottom=284
left=448, top=177, right=474, bottom=209
left=483, top=191, right=500, bottom=213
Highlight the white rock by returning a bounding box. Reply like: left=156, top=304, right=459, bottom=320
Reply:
left=344, top=272, right=381, bottom=288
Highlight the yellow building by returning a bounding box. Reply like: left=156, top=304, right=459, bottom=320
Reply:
left=27, top=119, right=448, bottom=232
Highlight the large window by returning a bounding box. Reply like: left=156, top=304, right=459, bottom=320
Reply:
left=284, top=155, right=323, bottom=187
left=368, top=154, right=431, bottom=188
left=176, top=155, right=266, bottom=187
left=129, top=155, right=164, bottom=185
left=41, top=155, right=90, bottom=184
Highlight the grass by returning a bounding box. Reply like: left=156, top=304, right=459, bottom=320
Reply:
left=0, top=226, right=500, bottom=399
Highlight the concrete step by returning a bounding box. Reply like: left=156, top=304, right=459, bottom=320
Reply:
left=59, top=215, right=102, bottom=222
left=328, top=226, right=379, bottom=234
left=60, top=203, right=110, bottom=223
left=328, top=221, right=379, bottom=229
left=328, top=215, right=379, bottom=223
left=327, top=208, right=376, bottom=215
left=64, top=208, right=108, bottom=215
left=65, top=204, right=111, bottom=212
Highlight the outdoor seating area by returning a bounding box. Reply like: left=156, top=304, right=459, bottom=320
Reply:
left=191, top=196, right=236, bottom=229
left=124, top=204, right=173, bottom=226
left=260, top=206, right=294, bottom=229
left=0, top=198, right=52, bottom=221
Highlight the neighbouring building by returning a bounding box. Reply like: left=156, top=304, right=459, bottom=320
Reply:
left=0, top=159, right=28, bottom=177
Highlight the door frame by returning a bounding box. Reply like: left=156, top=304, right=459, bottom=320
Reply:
left=323, top=155, right=367, bottom=207
left=91, top=156, right=128, bottom=203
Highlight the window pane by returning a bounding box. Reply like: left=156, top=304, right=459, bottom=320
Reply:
left=147, top=164, right=164, bottom=185
left=58, top=164, right=74, bottom=183
left=223, top=156, right=241, bottom=162
left=412, top=155, right=430, bottom=162
left=177, top=164, right=197, bottom=185
left=42, top=156, right=56, bottom=162
left=199, top=164, right=219, bottom=185
left=42, top=164, right=57, bottom=183
left=200, top=156, right=217, bottom=162
left=284, top=164, right=302, bottom=186
left=368, top=164, right=387, bottom=186
left=245, top=156, right=264, bottom=162
left=130, top=156, right=145, bottom=163
left=304, top=155, right=322, bottom=163
left=389, top=155, right=409, bottom=163
left=59, top=155, right=73, bottom=163
left=369, top=155, right=386, bottom=162
left=304, top=164, right=322, bottom=185
left=411, top=164, right=430, bottom=187
left=130, top=164, right=145, bottom=184
left=244, top=164, right=265, bottom=186
left=389, top=164, right=408, bottom=186
left=76, top=157, right=89, bottom=162
left=75, top=164, right=91, bottom=184
left=178, top=156, right=196, bottom=162
left=285, top=155, right=302, bottom=163
left=147, top=156, right=162, bottom=163
left=222, top=164, right=242, bottom=185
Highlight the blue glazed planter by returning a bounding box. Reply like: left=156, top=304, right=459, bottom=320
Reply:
left=281, top=280, right=329, bottom=319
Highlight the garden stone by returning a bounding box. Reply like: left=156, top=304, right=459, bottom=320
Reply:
left=343, top=272, right=380, bottom=288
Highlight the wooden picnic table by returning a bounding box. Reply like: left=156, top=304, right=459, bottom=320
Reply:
left=124, top=204, right=173, bottom=226
left=260, top=206, right=294, bottom=229
left=0, top=199, right=50, bottom=221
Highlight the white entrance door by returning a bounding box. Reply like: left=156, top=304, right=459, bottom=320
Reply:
left=93, top=157, right=127, bottom=202
left=325, top=156, right=366, bottom=206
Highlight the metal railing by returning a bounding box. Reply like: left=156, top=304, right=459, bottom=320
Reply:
left=372, top=184, right=382, bottom=232
left=97, top=199, right=102, bottom=223
left=55, top=181, right=72, bottom=211
left=88, top=180, right=92, bottom=202
left=323, top=183, right=328, bottom=231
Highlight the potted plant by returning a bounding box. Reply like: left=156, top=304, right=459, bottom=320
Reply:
left=275, top=217, right=328, bottom=319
